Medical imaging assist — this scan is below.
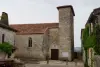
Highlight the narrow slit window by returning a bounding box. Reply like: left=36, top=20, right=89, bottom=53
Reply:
left=28, top=37, right=32, bottom=47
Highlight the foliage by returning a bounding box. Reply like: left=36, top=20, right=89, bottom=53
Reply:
left=94, top=24, right=100, bottom=55
left=83, top=24, right=90, bottom=49
left=85, top=35, right=96, bottom=48
left=83, top=23, right=96, bottom=50
left=82, top=24, right=96, bottom=67
left=0, top=42, right=13, bottom=56
left=82, top=24, right=90, bottom=67
left=83, top=23, right=100, bottom=67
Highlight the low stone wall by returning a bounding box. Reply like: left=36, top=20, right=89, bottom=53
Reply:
left=94, top=55, right=100, bottom=67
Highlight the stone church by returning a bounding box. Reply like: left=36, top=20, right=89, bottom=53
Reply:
left=0, top=5, right=75, bottom=61
left=11, top=5, right=75, bottom=61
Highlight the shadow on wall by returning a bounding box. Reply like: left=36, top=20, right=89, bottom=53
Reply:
left=74, top=47, right=82, bottom=60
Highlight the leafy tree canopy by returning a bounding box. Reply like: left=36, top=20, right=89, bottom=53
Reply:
left=0, top=42, right=13, bottom=56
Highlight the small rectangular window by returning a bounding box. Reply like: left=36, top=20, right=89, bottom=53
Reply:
left=2, top=34, right=5, bottom=43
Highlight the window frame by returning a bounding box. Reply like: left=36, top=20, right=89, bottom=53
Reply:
left=28, top=37, right=32, bottom=47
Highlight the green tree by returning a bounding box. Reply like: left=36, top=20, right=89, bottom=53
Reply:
left=82, top=24, right=96, bottom=67
left=0, top=42, right=13, bottom=57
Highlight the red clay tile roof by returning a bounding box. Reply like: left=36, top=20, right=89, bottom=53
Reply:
left=10, top=23, right=59, bottom=35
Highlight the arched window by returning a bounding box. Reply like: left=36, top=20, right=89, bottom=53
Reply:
left=28, top=37, right=32, bottom=47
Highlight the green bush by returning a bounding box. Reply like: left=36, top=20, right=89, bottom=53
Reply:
left=0, top=42, right=13, bottom=56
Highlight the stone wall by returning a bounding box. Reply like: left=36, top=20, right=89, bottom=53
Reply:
left=83, top=48, right=86, bottom=63
left=94, top=55, right=100, bottom=67
left=15, top=34, right=45, bottom=60
left=97, top=15, right=100, bottom=25
left=42, top=28, right=49, bottom=60
left=88, top=48, right=94, bottom=67
left=15, top=28, right=60, bottom=60
left=48, top=28, right=59, bottom=58
left=0, top=27, right=15, bottom=45
left=58, top=6, right=74, bottom=61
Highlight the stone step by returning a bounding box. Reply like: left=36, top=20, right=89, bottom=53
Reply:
left=25, top=64, right=84, bottom=67
left=39, top=61, right=84, bottom=67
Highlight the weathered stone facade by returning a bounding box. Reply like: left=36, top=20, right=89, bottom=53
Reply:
left=49, top=28, right=59, bottom=59
left=0, top=12, right=17, bottom=64
left=0, top=27, right=15, bottom=45
left=57, top=6, right=75, bottom=61
left=0, top=12, right=16, bottom=46
left=11, top=5, right=75, bottom=61
left=15, top=34, right=45, bottom=60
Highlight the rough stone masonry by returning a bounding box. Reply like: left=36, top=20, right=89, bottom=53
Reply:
left=10, top=5, right=75, bottom=61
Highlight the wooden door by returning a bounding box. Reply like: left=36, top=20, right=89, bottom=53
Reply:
left=51, top=49, right=59, bottom=60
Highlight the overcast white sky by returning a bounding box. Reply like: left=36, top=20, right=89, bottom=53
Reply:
left=0, top=0, right=100, bottom=47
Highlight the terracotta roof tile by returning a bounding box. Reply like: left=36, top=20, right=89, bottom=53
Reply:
left=10, top=23, right=59, bottom=35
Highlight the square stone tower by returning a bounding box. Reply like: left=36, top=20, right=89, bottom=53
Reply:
left=57, top=5, right=75, bottom=61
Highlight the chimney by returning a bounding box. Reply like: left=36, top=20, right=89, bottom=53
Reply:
left=1, top=12, right=9, bottom=26
left=57, top=5, right=75, bottom=61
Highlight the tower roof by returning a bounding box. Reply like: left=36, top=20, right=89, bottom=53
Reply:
left=57, top=5, right=75, bottom=16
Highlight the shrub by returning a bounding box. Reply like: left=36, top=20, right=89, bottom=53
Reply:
left=0, top=42, right=13, bottom=57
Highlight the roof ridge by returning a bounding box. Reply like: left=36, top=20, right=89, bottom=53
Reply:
left=10, top=22, right=59, bottom=25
